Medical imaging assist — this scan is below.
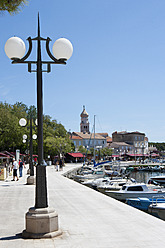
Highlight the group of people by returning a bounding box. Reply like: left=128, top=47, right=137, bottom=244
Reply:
left=12, top=158, right=25, bottom=181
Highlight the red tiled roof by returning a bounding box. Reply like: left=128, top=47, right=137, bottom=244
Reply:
left=70, top=135, right=83, bottom=140
left=107, top=137, right=112, bottom=142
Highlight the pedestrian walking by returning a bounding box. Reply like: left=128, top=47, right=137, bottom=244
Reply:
left=34, top=157, right=37, bottom=166
left=56, top=161, right=59, bottom=171
left=19, top=159, right=24, bottom=177
left=12, top=158, right=19, bottom=181
left=59, top=159, right=63, bottom=170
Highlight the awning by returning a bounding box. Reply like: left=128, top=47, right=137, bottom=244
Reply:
left=0, top=152, right=10, bottom=158
left=2, top=151, right=15, bottom=157
left=67, top=152, right=84, bottom=158
left=151, top=153, right=159, bottom=157
left=126, top=154, right=149, bottom=157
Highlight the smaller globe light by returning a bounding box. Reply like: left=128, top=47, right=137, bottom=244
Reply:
left=23, top=139, right=26, bottom=143
left=23, top=134, right=27, bottom=140
left=19, top=118, right=27, bottom=127
left=52, top=38, right=73, bottom=60
left=5, top=37, right=26, bottom=60
left=33, top=134, right=37, bottom=140
left=35, top=119, right=38, bottom=126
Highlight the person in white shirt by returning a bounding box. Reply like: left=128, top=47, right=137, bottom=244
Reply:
left=12, top=158, right=19, bottom=181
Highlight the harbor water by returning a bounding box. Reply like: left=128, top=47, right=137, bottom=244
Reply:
left=129, top=171, right=165, bottom=184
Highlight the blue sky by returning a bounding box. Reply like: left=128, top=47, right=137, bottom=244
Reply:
left=1, top=0, right=165, bottom=142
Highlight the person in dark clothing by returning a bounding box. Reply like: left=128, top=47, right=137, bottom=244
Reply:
left=59, top=159, right=63, bottom=170
left=19, top=159, right=24, bottom=177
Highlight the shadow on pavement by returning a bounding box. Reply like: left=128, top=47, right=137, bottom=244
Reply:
left=0, top=233, right=23, bottom=240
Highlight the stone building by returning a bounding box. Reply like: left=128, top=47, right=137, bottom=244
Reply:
left=111, top=131, right=148, bottom=154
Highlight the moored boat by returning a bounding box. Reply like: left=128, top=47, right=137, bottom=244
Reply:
left=105, top=183, right=165, bottom=202
left=97, top=178, right=136, bottom=194
left=126, top=197, right=165, bottom=211
left=149, top=176, right=165, bottom=185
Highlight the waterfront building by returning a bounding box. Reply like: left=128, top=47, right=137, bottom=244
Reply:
left=111, top=131, right=148, bottom=155
left=71, top=131, right=107, bottom=150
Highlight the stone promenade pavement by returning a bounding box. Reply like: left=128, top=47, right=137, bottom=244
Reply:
left=0, top=163, right=165, bottom=248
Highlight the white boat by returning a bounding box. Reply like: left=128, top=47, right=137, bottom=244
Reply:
left=73, top=169, right=104, bottom=182
left=105, top=183, right=165, bottom=201
left=97, top=178, right=136, bottom=194
left=148, top=197, right=165, bottom=220
left=82, top=177, right=111, bottom=189
left=149, top=176, right=165, bottom=185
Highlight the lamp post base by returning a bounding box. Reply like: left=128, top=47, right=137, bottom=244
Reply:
left=27, top=175, right=35, bottom=185
left=22, top=207, right=62, bottom=239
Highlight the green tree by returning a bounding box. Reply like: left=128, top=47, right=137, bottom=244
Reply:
left=0, top=0, right=28, bottom=14
left=0, top=102, right=27, bottom=151
left=0, top=101, right=74, bottom=159
left=101, top=147, right=113, bottom=158
left=44, top=136, right=73, bottom=158
left=77, top=145, right=87, bottom=154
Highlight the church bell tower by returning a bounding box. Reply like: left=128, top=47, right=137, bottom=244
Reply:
left=80, top=105, right=90, bottom=133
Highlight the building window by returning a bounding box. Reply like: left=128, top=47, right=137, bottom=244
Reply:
left=135, top=136, right=137, bottom=140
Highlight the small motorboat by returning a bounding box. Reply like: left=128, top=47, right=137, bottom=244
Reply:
left=149, top=176, right=165, bottom=185
left=105, top=183, right=165, bottom=202
left=97, top=178, right=136, bottom=194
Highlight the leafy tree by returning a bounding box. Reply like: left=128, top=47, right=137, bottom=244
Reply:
left=0, top=0, right=28, bottom=14
left=89, top=147, right=94, bottom=156
left=0, top=101, right=74, bottom=160
left=101, top=147, right=113, bottom=157
left=44, top=136, right=73, bottom=158
left=149, top=142, right=165, bottom=152
left=77, top=145, right=87, bottom=154
left=0, top=102, right=25, bottom=151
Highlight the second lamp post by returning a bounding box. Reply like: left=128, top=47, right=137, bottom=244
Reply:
left=19, top=116, right=37, bottom=184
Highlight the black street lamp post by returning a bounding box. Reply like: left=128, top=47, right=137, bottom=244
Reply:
left=20, top=115, right=37, bottom=184
left=5, top=14, right=73, bottom=238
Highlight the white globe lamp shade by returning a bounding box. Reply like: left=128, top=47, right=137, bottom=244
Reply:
left=23, top=134, right=27, bottom=140
left=23, top=139, right=26, bottom=143
left=33, top=134, right=37, bottom=140
left=52, top=38, right=73, bottom=60
left=35, top=119, right=38, bottom=126
left=5, top=37, right=26, bottom=59
left=19, top=118, right=27, bottom=127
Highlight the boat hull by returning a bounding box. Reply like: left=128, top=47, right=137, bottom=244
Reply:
left=105, top=191, right=165, bottom=201
left=126, top=198, right=165, bottom=211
